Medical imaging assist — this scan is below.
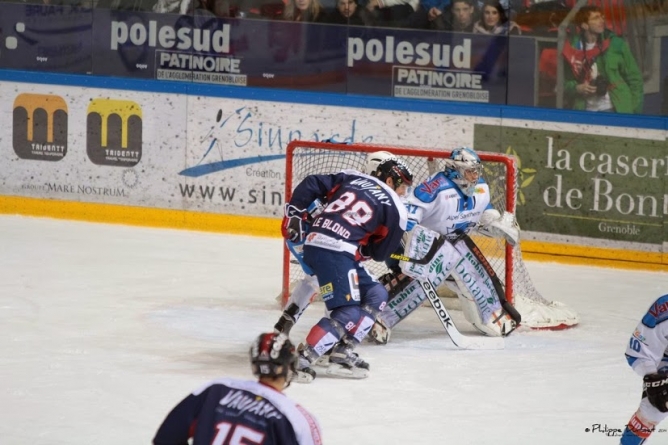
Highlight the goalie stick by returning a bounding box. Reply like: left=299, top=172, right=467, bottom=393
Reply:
left=389, top=235, right=446, bottom=265
left=418, top=278, right=505, bottom=350
left=459, top=233, right=522, bottom=324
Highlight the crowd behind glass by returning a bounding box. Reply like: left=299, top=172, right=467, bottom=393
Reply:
left=2, top=0, right=664, bottom=115
left=0, top=0, right=628, bottom=36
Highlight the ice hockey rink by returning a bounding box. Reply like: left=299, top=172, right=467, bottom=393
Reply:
left=2, top=215, right=668, bottom=445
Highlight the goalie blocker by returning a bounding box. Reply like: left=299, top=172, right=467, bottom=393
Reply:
left=371, top=226, right=521, bottom=342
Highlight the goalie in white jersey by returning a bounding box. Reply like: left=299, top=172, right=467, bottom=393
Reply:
left=370, top=147, right=522, bottom=343
left=620, top=294, right=668, bottom=445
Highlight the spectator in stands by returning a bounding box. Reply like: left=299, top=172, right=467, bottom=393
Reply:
left=153, top=0, right=191, bottom=13
left=562, top=5, right=643, bottom=114
left=365, top=0, right=427, bottom=29
left=328, top=0, right=375, bottom=25
left=283, top=0, right=327, bottom=21
left=428, top=0, right=476, bottom=31
left=95, top=0, right=154, bottom=10
left=422, top=0, right=449, bottom=29
left=473, top=0, right=520, bottom=34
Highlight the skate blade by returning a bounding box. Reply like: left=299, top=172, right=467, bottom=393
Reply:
left=291, top=370, right=315, bottom=384
left=313, top=355, right=330, bottom=367
left=315, top=363, right=369, bottom=379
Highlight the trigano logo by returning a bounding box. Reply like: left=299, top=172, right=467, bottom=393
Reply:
left=347, top=37, right=471, bottom=69
left=86, top=99, right=142, bottom=167
left=110, top=21, right=230, bottom=53
left=13, top=93, right=68, bottom=161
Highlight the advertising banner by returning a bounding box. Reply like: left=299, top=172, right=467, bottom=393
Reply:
left=0, top=80, right=498, bottom=218
left=91, top=10, right=347, bottom=91
left=474, top=123, right=667, bottom=246
left=0, top=82, right=187, bottom=208
left=177, top=96, right=495, bottom=217
left=0, top=3, right=92, bottom=73
left=345, top=27, right=509, bottom=104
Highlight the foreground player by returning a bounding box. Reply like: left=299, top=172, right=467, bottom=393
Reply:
left=370, top=147, right=521, bottom=343
left=281, top=152, right=412, bottom=382
left=620, top=295, right=668, bottom=444
left=153, top=332, right=322, bottom=445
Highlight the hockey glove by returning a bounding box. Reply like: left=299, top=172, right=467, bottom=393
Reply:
left=643, top=373, right=668, bottom=412
left=282, top=204, right=310, bottom=243
left=477, top=209, right=520, bottom=246
left=282, top=199, right=326, bottom=243
left=355, top=245, right=372, bottom=262
left=379, top=271, right=413, bottom=297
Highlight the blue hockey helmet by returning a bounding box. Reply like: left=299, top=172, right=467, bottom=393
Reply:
left=444, top=147, right=483, bottom=196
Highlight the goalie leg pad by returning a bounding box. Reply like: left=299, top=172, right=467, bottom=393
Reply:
left=369, top=272, right=413, bottom=345
left=399, top=226, right=459, bottom=286
left=449, top=236, right=519, bottom=337
left=377, top=278, right=425, bottom=329
left=379, top=271, right=413, bottom=295
left=450, top=276, right=517, bottom=338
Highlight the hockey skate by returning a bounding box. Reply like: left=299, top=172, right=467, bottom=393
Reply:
left=291, top=344, right=317, bottom=384
left=316, top=341, right=370, bottom=379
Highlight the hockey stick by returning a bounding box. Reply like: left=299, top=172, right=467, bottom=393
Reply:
left=459, top=234, right=522, bottom=324
left=388, top=235, right=446, bottom=265
left=417, top=278, right=505, bottom=350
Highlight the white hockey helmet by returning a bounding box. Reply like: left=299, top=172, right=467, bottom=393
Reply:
left=365, top=151, right=395, bottom=176
left=444, top=147, right=483, bottom=196
left=365, top=151, right=413, bottom=189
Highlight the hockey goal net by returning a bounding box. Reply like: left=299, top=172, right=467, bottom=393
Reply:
left=281, top=141, right=579, bottom=330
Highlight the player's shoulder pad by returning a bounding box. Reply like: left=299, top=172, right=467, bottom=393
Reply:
left=413, top=173, right=456, bottom=203
left=642, top=294, right=668, bottom=328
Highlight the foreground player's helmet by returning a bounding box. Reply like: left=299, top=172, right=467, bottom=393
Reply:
left=366, top=151, right=413, bottom=189
left=250, top=332, right=298, bottom=381
left=444, top=147, right=482, bottom=196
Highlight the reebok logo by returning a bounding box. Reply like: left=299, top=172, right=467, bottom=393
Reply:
left=13, top=93, right=68, bottom=161
left=86, top=99, right=142, bottom=167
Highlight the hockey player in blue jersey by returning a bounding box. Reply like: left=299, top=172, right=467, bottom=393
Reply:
left=620, top=295, right=668, bottom=444
left=153, top=332, right=322, bottom=445
left=281, top=152, right=412, bottom=382
left=274, top=151, right=407, bottom=335
left=368, top=147, right=521, bottom=344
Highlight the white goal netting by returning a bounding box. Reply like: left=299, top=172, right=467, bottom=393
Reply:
left=281, top=141, right=579, bottom=330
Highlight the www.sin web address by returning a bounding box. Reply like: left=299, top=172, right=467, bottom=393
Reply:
left=178, top=184, right=284, bottom=205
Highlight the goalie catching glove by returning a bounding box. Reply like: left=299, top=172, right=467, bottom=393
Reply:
left=477, top=209, right=520, bottom=247
left=644, top=373, right=668, bottom=412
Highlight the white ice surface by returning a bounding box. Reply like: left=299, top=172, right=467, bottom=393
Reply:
left=2, top=215, right=668, bottom=445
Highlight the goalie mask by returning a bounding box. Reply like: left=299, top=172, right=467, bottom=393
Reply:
left=444, top=147, right=483, bottom=196
left=366, top=151, right=413, bottom=190
left=250, top=332, right=298, bottom=382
